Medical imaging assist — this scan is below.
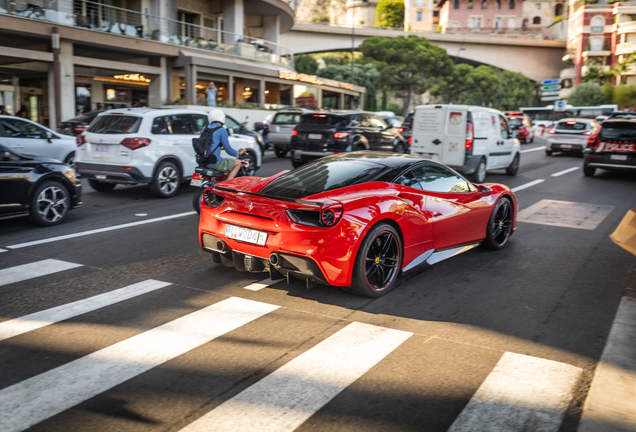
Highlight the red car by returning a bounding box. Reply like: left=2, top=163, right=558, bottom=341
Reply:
left=505, top=112, right=534, bottom=143
left=198, top=152, right=518, bottom=297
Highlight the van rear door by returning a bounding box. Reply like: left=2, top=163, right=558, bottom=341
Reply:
left=411, top=105, right=466, bottom=166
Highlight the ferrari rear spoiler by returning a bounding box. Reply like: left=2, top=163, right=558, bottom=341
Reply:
left=213, top=185, right=327, bottom=208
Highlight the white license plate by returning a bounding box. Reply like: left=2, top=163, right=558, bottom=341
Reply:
left=560, top=144, right=572, bottom=148
left=308, top=134, right=322, bottom=140
left=225, top=225, right=267, bottom=246
left=610, top=154, right=628, bottom=161
left=95, top=145, right=110, bottom=152
left=190, top=179, right=203, bottom=187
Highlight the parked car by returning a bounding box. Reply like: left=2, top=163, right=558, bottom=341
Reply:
left=0, top=115, right=77, bottom=164
left=268, top=108, right=310, bottom=158
left=75, top=108, right=262, bottom=198
left=546, top=118, right=600, bottom=156
left=198, top=152, right=517, bottom=297
left=584, top=112, right=636, bottom=176
left=0, top=143, right=82, bottom=225
left=290, top=111, right=407, bottom=168
left=410, top=104, right=520, bottom=183
left=57, top=110, right=104, bottom=136
left=505, top=112, right=534, bottom=143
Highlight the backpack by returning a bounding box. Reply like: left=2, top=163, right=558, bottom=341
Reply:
left=192, top=125, right=222, bottom=165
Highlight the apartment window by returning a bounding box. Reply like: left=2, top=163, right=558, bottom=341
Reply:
left=495, top=0, right=501, bottom=10
left=415, top=0, right=424, bottom=7
left=555, top=3, right=563, bottom=15
left=535, top=2, right=541, bottom=9
left=533, top=16, right=541, bottom=24
left=468, top=0, right=474, bottom=9
left=509, top=0, right=515, bottom=9
left=481, top=0, right=487, bottom=9
left=416, top=11, right=423, bottom=21
left=471, top=16, right=482, bottom=27
left=591, top=16, right=604, bottom=33
left=495, top=17, right=502, bottom=28
left=433, top=9, right=440, bottom=16
left=178, top=11, right=199, bottom=40
left=454, top=0, right=459, bottom=9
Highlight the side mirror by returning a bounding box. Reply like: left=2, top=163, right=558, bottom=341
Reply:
left=45, top=131, right=53, bottom=143
left=480, top=186, right=491, bottom=195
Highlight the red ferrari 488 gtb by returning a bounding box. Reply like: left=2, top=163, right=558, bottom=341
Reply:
left=198, top=152, right=518, bottom=297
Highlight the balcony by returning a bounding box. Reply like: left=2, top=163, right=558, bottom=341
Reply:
left=559, top=87, right=572, bottom=99
left=616, top=41, right=636, bottom=56
left=617, top=20, right=636, bottom=35
left=560, top=67, right=576, bottom=80
left=581, top=65, right=611, bottom=76
left=0, top=0, right=295, bottom=68
left=582, top=50, right=611, bottom=57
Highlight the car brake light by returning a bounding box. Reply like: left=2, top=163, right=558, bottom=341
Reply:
left=120, top=137, right=151, bottom=150
left=313, top=114, right=327, bottom=117
left=398, top=127, right=404, bottom=133
left=548, top=130, right=556, bottom=134
left=74, top=126, right=88, bottom=132
left=466, top=122, right=474, bottom=151
left=321, top=204, right=343, bottom=227
left=587, top=127, right=602, bottom=150
left=583, top=131, right=592, bottom=135
left=76, top=135, right=86, bottom=146
left=291, top=130, right=297, bottom=136
left=334, top=132, right=350, bottom=139
left=566, top=121, right=577, bottom=124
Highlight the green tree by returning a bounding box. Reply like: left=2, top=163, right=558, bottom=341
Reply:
left=568, top=83, right=607, bottom=106
left=430, top=64, right=500, bottom=105
left=582, top=65, right=614, bottom=85
left=375, top=0, right=405, bottom=28
left=317, top=63, right=381, bottom=111
left=490, top=69, right=535, bottom=111
left=295, top=55, right=318, bottom=75
left=360, top=35, right=453, bottom=116
left=613, top=84, right=636, bottom=109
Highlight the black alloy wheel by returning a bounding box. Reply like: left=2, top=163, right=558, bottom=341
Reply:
left=348, top=223, right=403, bottom=297
left=583, top=162, right=596, bottom=177
left=30, top=181, right=70, bottom=226
left=482, top=197, right=513, bottom=250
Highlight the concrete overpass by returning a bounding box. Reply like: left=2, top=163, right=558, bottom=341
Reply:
left=280, top=23, right=566, bottom=82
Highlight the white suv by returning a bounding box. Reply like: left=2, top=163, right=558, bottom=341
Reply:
left=75, top=108, right=262, bottom=198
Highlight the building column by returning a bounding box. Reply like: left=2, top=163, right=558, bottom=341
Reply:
left=47, top=65, right=56, bottom=129
left=317, top=88, right=322, bottom=109
left=148, top=57, right=167, bottom=108
left=227, top=75, right=234, bottom=106
left=184, top=63, right=197, bottom=105
left=91, top=82, right=104, bottom=108
left=12, top=75, right=20, bottom=115
left=339, top=92, right=345, bottom=110
left=223, top=0, right=244, bottom=44
left=259, top=78, right=265, bottom=108
left=60, top=41, right=75, bottom=122
left=263, top=15, right=280, bottom=55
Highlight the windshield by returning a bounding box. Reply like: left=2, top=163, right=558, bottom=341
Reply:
left=87, top=115, right=141, bottom=134
left=299, top=115, right=346, bottom=127
left=507, top=118, right=523, bottom=127
left=259, top=158, right=384, bottom=199
left=273, top=113, right=301, bottom=125
left=556, top=121, right=587, bottom=131
left=599, top=121, right=636, bottom=139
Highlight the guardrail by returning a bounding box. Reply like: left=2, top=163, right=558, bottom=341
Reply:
left=0, top=0, right=295, bottom=68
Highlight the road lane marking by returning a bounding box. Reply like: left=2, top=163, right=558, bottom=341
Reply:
left=0, top=280, right=172, bottom=342
left=551, top=166, right=580, bottom=177
left=0, top=297, right=279, bottom=432
left=244, top=278, right=283, bottom=291
left=0, top=259, right=82, bottom=287
left=5, top=211, right=197, bottom=250
left=180, top=322, right=412, bottom=432
left=0, top=249, right=6, bottom=253
left=511, top=179, right=545, bottom=192
left=520, top=146, right=546, bottom=154
left=448, top=352, right=581, bottom=432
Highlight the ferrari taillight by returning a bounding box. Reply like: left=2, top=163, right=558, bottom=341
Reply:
left=120, top=137, right=151, bottom=150
left=77, top=134, right=86, bottom=147
left=587, top=127, right=602, bottom=150
left=202, top=190, right=225, bottom=208
left=286, top=204, right=344, bottom=228
left=321, top=204, right=343, bottom=227
left=466, top=122, right=474, bottom=151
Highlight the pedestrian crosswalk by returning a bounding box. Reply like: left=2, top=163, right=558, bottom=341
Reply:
left=0, top=256, right=584, bottom=432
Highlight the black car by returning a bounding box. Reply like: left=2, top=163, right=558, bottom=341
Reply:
left=57, top=110, right=104, bottom=136
left=0, top=144, right=82, bottom=225
left=400, top=110, right=414, bottom=146
left=290, top=111, right=407, bottom=168
left=584, top=112, right=636, bottom=176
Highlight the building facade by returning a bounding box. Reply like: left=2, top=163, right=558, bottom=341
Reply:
left=437, top=0, right=525, bottom=32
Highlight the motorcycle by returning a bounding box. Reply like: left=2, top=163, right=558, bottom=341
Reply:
left=254, top=121, right=270, bottom=151
left=191, top=153, right=252, bottom=214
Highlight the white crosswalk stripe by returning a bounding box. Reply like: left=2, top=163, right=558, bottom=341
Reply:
left=180, top=321, right=413, bottom=432
left=0, top=297, right=279, bottom=432
left=0, top=259, right=82, bottom=287
left=0, top=279, right=172, bottom=342
left=448, top=352, right=581, bottom=432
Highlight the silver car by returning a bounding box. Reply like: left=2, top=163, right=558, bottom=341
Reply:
left=546, top=118, right=600, bottom=156
left=269, top=108, right=310, bottom=158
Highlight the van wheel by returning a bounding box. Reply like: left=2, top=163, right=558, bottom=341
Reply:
left=274, top=148, right=288, bottom=158
left=506, top=153, right=519, bottom=176
left=469, top=158, right=487, bottom=183
left=88, top=179, right=116, bottom=192
left=150, top=161, right=180, bottom=198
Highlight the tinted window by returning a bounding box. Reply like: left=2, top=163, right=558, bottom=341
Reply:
left=349, top=115, right=362, bottom=126
left=394, top=170, right=422, bottom=189
left=599, top=121, right=636, bottom=139
left=151, top=116, right=169, bottom=135
left=411, top=164, right=472, bottom=193
left=225, top=116, right=240, bottom=130
left=384, top=117, right=403, bottom=127
left=192, top=115, right=208, bottom=134
left=556, top=121, right=587, bottom=131
left=260, top=159, right=384, bottom=199
left=169, top=114, right=195, bottom=134
left=88, top=115, right=141, bottom=134
left=507, top=118, right=523, bottom=127
left=499, top=115, right=510, bottom=138
left=299, top=115, right=346, bottom=126
left=273, top=113, right=300, bottom=125
left=0, top=118, right=45, bottom=139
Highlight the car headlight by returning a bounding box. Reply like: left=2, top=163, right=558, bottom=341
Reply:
left=64, top=167, right=77, bottom=183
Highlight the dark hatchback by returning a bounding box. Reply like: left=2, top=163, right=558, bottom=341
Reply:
left=290, top=111, right=407, bottom=168
left=57, top=110, right=104, bottom=136
left=0, top=144, right=82, bottom=225
left=584, top=113, right=636, bottom=176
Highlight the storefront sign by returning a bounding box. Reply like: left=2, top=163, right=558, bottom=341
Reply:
left=340, top=83, right=355, bottom=90
left=279, top=71, right=325, bottom=85
left=113, top=74, right=151, bottom=83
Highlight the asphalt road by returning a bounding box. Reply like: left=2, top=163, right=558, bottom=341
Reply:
left=1, top=138, right=635, bottom=432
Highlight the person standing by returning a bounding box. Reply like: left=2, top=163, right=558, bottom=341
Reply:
left=206, top=82, right=218, bottom=107
left=206, top=109, right=244, bottom=180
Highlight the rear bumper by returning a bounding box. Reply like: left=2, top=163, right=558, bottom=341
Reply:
left=584, top=152, right=636, bottom=170
left=75, top=162, right=150, bottom=184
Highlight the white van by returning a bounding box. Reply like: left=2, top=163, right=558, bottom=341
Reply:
left=409, top=105, right=520, bottom=183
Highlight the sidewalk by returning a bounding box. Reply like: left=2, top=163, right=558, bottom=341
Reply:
left=578, top=268, right=636, bottom=432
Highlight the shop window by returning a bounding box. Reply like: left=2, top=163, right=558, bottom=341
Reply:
left=233, top=78, right=259, bottom=106
left=0, top=91, right=15, bottom=115
left=322, top=90, right=341, bottom=109
left=75, top=85, right=91, bottom=115
left=533, top=16, right=541, bottom=24
left=344, top=94, right=359, bottom=110
left=280, top=84, right=292, bottom=107
left=265, top=82, right=280, bottom=107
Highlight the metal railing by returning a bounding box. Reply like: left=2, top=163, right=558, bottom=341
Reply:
left=0, top=0, right=294, bottom=68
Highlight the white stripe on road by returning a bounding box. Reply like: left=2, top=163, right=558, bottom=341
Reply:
left=551, top=166, right=580, bottom=177
left=511, top=179, right=545, bottom=193
left=243, top=278, right=283, bottom=291
left=0, top=297, right=278, bottom=432
left=181, top=322, right=412, bottom=432
left=0, top=259, right=82, bottom=287
left=520, top=146, right=546, bottom=153
left=0, top=249, right=7, bottom=253
left=6, top=211, right=197, bottom=250
left=448, top=352, right=581, bottom=432
left=0, top=279, right=172, bottom=342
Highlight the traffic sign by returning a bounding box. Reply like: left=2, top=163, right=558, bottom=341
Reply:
left=541, top=96, right=560, bottom=101
left=555, top=100, right=567, bottom=111
left=541, top=91, right=560, bottom=96
left=542, top=79, right=561, bottom=85
left=542, top=85, right=561, bottom=91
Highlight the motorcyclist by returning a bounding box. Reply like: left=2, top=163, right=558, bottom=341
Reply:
left=206, top=109, right=245, bottom=180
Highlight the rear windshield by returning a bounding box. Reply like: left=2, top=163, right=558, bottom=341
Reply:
left=273, top=113, right=301, bottom=125
left=556, top=121, right=587, bottom=131
left=599, top=121, right=636, bottom=139
left=259, top=158, right=384, bottom=199
left=299, top=115, right=346, bottom=127
left=507, top=118, right=523, bottom=127
left=87, top=115, right=142, bottom=134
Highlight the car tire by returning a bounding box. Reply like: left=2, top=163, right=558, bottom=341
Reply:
left=469, top=158, right=487, bottom=183
left=355, top=144, right=366, bottom=151
left=274, top=148, right=288, bottom=158
left=482, top=197, right=513, bottom=251
left=29, top=181, right=70, bottom=226
left=242, top=151, right=257, bottom=176
left=88, top=179, right=116, bottom=192
left=506, top=153, right=520, bottom=176
left=545, top=149, right=553, bottom=156
left=583, top=163, right=596, bottom=177
left=348, top=223, right=403, bottom=298
left=291, top=158, right=304, bottom=169
left=63, top=151, right=75, bottom=166
left=395, top=142, right=406, bottom=153
left=149, top=161, right=180, bottom=198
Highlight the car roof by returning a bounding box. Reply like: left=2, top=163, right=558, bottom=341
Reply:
left=331, top=151, right=428, bottom=168
left=556, top=118, right=594, bottom=122
left=97, top=108, right=211, bottom=117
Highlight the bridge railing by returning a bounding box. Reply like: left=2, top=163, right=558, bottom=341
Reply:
left=0, top=0, right=295, bottom=68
